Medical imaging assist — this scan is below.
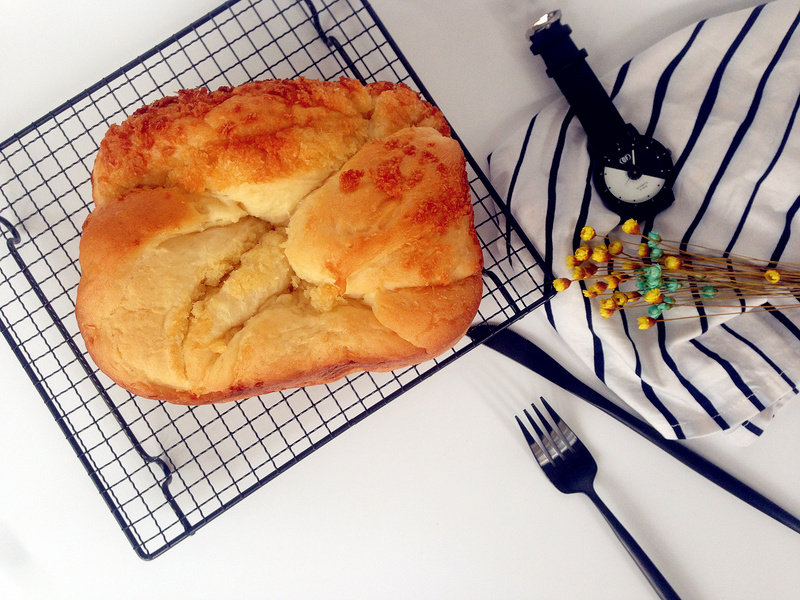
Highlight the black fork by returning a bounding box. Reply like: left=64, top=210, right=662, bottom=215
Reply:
left=516, top=398, right=682, bottom=600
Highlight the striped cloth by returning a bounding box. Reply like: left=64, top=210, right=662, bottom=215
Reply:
left=488, top=0, right=800, bottom=441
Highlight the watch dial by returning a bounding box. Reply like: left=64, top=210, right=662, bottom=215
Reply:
left=594, top=127, right=675, bottom=219
left=602, top=167, right=665, bottom=202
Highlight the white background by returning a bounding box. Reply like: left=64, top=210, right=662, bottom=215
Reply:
left=1, top=1, right=799, bottom=599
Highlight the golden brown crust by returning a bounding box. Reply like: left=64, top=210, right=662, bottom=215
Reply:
left=285, top=127, right=482, bottom=294
left=91, top=78, right=449, bottom=209
left=77, top=77, right=482, bottom=404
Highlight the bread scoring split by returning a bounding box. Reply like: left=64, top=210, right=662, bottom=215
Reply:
left=76, top=78, right=483, bottom=404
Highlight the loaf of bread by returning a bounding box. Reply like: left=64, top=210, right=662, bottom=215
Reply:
left=76, top=78, right=483, bottom=404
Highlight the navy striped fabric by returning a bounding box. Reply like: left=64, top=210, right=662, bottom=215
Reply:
left=489, top=0, right=800, bottom=441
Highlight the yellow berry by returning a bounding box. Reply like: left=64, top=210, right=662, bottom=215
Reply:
left=572, top=266, right=589, bottom=280
left=600, top=298, right=616, bottom=311
left=765, top=269, right=781, bottom=284
left=591, top=245, right=611, bottom=263
left=580, top=226, right=596, bottom=241
left=644, top=289, right=663, bottom=304
left=612, top=291, right=628, bottom=306
left=637, top=316, right=656, bottom=330
left=574, top=244, right=591, bottom=262
left=664, top=255, right=683, bottom=270
left=622, top=219, right=641, bottom=235
left=608, top=241, right=623, bottom=255
left=553, top=278, right=571, bottom=292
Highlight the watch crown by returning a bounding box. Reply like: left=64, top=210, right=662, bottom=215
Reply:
left=526, top=10, right=562, bottom=39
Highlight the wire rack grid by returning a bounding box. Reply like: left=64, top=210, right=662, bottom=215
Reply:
left=0, top=0, right=552, bottom=559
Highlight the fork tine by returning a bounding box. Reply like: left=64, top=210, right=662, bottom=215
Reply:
left=529, top=400, right=566, bottom=459
left=523, top=407, right=562, bottom=463
left=514, top=415, right=535, bottom=446
left=522, top=408, right=545, bottom=440
left=540, top=397, right=579, bottom=449
left=514, top=410, right=553, bottom=468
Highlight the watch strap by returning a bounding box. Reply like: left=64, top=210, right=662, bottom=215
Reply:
left=529, top=18, right=627, bottom=153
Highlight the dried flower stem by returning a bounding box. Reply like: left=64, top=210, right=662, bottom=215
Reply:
left=553, top=219, right=800, bottom=329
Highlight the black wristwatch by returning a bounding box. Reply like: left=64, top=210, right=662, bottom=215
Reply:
left=527, top=10, right=675, bottom=222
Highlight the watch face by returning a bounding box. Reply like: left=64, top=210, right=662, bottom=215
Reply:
left=601, top=166, right=666, bottom=202
left=593, top=127, right=675, bottom=219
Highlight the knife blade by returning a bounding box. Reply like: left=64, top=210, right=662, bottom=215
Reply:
left=468, top=323, right=800, bottom=535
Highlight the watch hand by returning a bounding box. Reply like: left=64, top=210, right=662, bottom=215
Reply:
left=627, top=153, right=642, bottom=180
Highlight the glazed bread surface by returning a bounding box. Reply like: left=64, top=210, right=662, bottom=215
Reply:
left=77, top=78, right=483, bottom=404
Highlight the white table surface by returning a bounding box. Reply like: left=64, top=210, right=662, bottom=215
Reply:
left=1, top=1, right=799, bottom=598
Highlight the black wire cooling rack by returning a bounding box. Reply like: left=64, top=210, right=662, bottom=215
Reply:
left=0, top=0, right=552, bottom=559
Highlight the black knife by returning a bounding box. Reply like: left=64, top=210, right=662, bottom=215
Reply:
left=468, top=323, right=800, bottom=535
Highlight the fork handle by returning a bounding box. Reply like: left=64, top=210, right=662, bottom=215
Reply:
left=585, top=489, right=682, bottom=600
